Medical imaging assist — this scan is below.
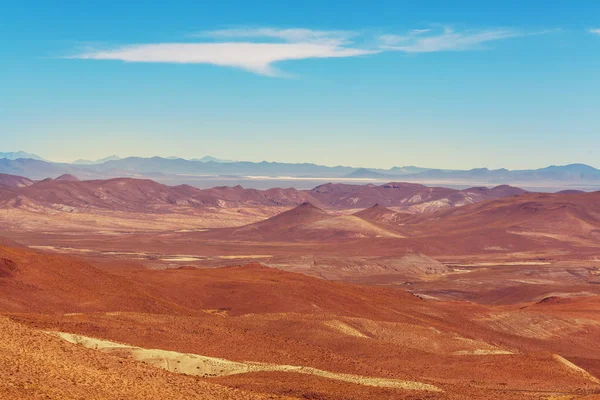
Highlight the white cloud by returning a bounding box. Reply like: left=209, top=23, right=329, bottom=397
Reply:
left=380, top=27, right=523, bottom=53
left=71, top=41, right=376, bottom=77
left=69, top=26, right=538, bottom=76
left=590, top=28, right=600, bottom=35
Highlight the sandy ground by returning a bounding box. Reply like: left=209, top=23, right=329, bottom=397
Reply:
left=2, top=189, right=600, bottom=399
left=0, top=206, right=280, bottom=233
left=52, top=331, right=442, bottom=392
left=3, top=244, right=600, bottom=398
left=0, top=317, right=282, bottom=400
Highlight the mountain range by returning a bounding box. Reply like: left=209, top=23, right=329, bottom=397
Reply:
left=0, top=173, right=527, bottom=213
left=1, top=152, right=599, bottom=188
left=0, top=151, right=46, bottom=161
left=206, top=190, right=600, bottom=251
left=72, top=155, right=122, bottom=165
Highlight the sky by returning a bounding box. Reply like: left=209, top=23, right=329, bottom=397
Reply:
left=1, top=0, right=599, bottom=169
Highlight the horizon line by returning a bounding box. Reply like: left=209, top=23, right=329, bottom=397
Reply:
left=1, top=152, right=599, bottom=172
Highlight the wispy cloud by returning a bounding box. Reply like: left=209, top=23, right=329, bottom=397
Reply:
left=72, top=41, right=375, bottom=77
left=590, top=28, right=600, bottom=35
left=70, top=28, right=374, bottom=77
left=380, top=27, right=523, bottom=53
left=69, top=26, right=539, bottom=77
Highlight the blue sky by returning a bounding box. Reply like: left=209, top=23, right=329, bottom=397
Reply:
left=1, top=1, right=599, bottom=169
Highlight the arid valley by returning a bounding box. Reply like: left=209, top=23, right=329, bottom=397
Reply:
left=3, top=3, right=600, bottom=397
left=1, top=172, right=600, bottom=399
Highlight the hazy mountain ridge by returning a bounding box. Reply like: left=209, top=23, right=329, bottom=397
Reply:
left=0, top=151, right=46, bottom=161
left=344, top=168, right=387, bottom=178
left=72, top=155, right=122, bottom=165
left=1, top=153, right=599, bottom=185
left=190, top=156, right=236, bottom=163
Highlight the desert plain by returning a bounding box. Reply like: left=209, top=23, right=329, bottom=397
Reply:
left=1, top=173, right=600, bottom=399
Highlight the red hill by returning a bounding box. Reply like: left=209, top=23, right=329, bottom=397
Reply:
left=0, top=173, right=34, bottom=188
left=0, top=243, right=423, bottom=318
left=230, top=202, right=330, bottom=240
left=0, top=245, right=182, bottom=314
left=54, top=173, right=80, bottom=181
left=353, top=203, right=416, bottom=226
left=0, top=174, right=531, bottom=215
left=421, top=191, right=600, bottom=238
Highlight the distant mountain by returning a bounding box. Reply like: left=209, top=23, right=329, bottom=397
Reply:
left=403, top=164, right=600, bottom=182
left=150, top=156, right=235, bottom=163
left=190, top=156, right=236, bottom=163
left=55, top=174, right=80, bottom=182
left=72, top=155, right=121, bottom=165
left=0, top=151, right=46, bottom=161
left=345, top=168, right=387, bottom=179
left=0, top=158, right=74, bottom=179
left=388, top=166, right=432, bottom=174
left=86, top=157, right=357, bottom=177
left=0, top=156, right=599, bottom=187
left=521, top=164, right=600, bottom=180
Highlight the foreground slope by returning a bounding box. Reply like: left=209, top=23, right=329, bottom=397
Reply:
left=0, top=243, right=422, bottom=317
left=0, top=244, right=185, bottom=314
left=0, top=317, right=278, bottom=400
left=2, top=244, right=600, bottom=398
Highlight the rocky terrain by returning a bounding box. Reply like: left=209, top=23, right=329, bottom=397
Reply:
left=2, top=243, right=600, bottom=398
left=1, top=178, right=600, bottom=399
